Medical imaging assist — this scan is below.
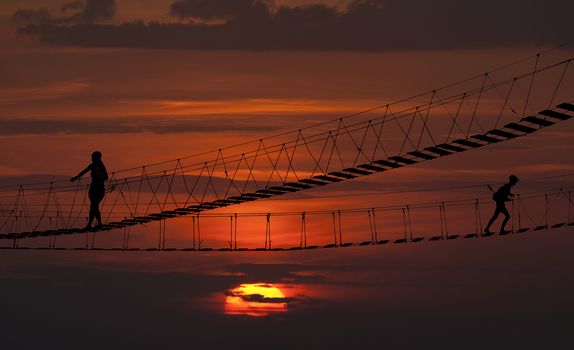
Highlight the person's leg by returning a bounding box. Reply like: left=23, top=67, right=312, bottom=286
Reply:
left=484, top=206, right=501, bottom=233
left=94, top=200, right=102, bottom=226
left=93, top=190, right=105, bottom=227
left=499, top=205, right=511, bottom=233
left=87, top=200, right=96, bottom=228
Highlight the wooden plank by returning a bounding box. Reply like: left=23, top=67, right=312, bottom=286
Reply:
left=357, top=164, right=386, bottom=172
left=488, top=129, right=519, bottom=139
left=374, top=160, right=401, bottom=168
left=504, top=122, right=537, bottom=133
left=453, top=139, right=483, bottom=148
left=557, top=102, right=574, bottom=112
left=522, top=116, right=554, bottom=127
left=314, top=175, right=343, bottom=182
left=328, top=171, right=357, bottom=179
left=389, top=156, right=417, bottom=165
left=343, top=167, right=372, bottom=176
left=424, top=146, right=452, bottom=156
left=407, top=151, right=436, bottom=160
left=539, top=109, right=571, bottom=120
left=436, top=143, right=466, bottom=152
left=472, top=134, right=501, bottom=143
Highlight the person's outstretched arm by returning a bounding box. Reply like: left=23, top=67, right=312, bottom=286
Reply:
left=70, top=164, right=92, bottom=182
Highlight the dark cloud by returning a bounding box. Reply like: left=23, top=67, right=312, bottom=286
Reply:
left=78, top=0, right=116, bottom=22
left=226, top=291, right=297, bottom=303
left=12, top=0, right=115, bottom=26
left=13, top=0, right=574, bottom=51
left=12, top=8, right=54, bottom=26
left=61, top=1, right=84, bottom=13
left=169, top=0, right=272, bottom=21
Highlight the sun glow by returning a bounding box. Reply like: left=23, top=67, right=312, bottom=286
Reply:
left=225, top=283, right=288, bottom=317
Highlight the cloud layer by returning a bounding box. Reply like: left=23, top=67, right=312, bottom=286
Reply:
left=13, top=0, right=115, bottom=26
left=13, top=0, right=574, bottom=51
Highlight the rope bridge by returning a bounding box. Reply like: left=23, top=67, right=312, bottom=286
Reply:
left=1, top=51, right=573, bottom=248
left=2, top=185, right=573, bottom=251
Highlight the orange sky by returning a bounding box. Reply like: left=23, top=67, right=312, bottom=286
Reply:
left=2, top=46, right=573, bottom=248
left=1, top=1, right=573, bottom=248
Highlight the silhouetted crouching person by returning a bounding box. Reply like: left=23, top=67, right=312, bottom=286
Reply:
left=71, top=151, right=108, bottom=229
left=484, top=175, right=519, bottom=235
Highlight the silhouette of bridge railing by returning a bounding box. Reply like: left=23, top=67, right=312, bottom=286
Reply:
left=0, top=50, right=573, bottom=248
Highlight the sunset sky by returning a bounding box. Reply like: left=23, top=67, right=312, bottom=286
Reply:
left=1, top=1, right=573, bottom=348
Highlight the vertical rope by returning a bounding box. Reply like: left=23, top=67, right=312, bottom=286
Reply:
left=304, top=131, right=327, bottom=176
left=494, top=78, right=516, bottom=128
left=467, top=73, right=488, bottom=137
left=234, top=213, right=238, bottom=250
left=264, top=143, right=287, bottom=188
left=126, top=225, right=132, bottom=250
left=13, top=213, right=19, bottom=248
left=417, top=91, right=436, bottom=149
left=158, top=219, right=166, bottom=250
left=242, top=140, right=264, bottom=193
left=300, top=212, right=307, bottom=248
left=399, top=109, right=418, bottom=154
left=402, top=207, right=407, bottom=242
left=371, top=106, right=390, bottom=161
left=338, top=210, right=342, bottom=246
left=446, top=93, right=466, bottom=144
left=48, top=216, right=52, bottom=249
left=331, top=212, right=338, bottom=245
left=52, top=211, right=63, bottom=248
left=229, top=215, right=233, bottom=250
left=549, top=59, right=570, bottom=108
left=158, top=220, right=162, bottom=250
left=352, top=120, right=374, bottom=166
left=323, top=120, right=344, bottom=175
left=372, top=209, right=378, bottom=242
left=368, top=210, right=374, bottom=243
left=192, top=216, right=196, bottom=250
left=522, top=54, right=539, bottom=118
left=265, top=213, right=271, bottom=250
left=284, top=132, right=303, bottom=183
left=197, top=214, right=201, bottom=250
left=224, top=155, right=244, bottom=199
left=122, top=225, right=127, bottom=250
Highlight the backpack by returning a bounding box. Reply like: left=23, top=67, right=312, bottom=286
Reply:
left=492, top=186, right=506, bottom=202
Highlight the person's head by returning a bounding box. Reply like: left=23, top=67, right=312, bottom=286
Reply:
left=91, top=151, right=102, bottom=163
left=508, top=174, right=519, bottom=185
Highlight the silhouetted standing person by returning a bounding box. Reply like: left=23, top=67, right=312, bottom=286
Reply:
left=71, top=151, right=108, bottom=229
left=484, top=175, right=519, bottom=235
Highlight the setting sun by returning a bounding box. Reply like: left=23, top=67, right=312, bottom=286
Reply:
left=225, top=283, right=288, bottom=317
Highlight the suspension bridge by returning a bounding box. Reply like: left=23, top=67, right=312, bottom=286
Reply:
left=1, top=50, right=573, bottom=251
